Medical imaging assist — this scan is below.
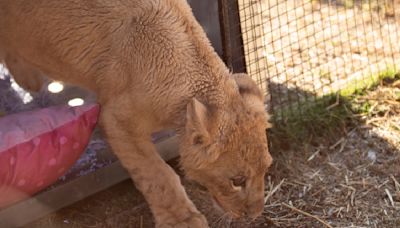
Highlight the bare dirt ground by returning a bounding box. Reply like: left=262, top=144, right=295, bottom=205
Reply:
left=25, top=79, right=400, bottom=228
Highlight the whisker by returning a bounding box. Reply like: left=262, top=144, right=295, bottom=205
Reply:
left=227, top=215, right=233, bottom=228
left=218, top=213, right=231, bottom=228
left=224, top=213, right=235, bottom=228
left=211, top=212, right=228, bottom=228
left=216, top=214, right=226, bottom=228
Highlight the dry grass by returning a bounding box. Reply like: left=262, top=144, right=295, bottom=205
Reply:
left=24, top=79, right=400, bottom=228
left=259, top=78, right=400, bottom=228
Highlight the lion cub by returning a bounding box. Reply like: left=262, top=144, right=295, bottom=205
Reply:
left=0, top=0, right=272, bottom=227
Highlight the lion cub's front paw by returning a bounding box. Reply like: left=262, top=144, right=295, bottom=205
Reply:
left=157, top=212, right=208, bottom=228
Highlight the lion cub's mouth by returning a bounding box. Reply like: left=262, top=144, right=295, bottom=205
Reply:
left=211, top=196, right=241, bottom=219
left=211, top=196, right=223, bottom=209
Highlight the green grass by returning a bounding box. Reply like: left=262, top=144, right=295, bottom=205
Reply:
left=270, top=94, right=352, bottom=147
left=339, top=66, right=399, bottom=97
left=269, top=67, right=400, bottom=147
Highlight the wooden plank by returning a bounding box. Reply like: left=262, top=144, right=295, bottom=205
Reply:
left=0, top=136, right=179, bottom=228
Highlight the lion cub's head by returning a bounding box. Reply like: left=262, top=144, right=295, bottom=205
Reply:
left=180, top=73, right=272, bottom=219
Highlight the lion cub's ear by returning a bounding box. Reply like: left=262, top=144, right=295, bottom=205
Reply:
left=232, top=73, right=271, bottom=128
left=232, top=73, right=264, bottom=109
left=185, top=98, right=211, bottom=146
left=232, top=73, right=263, bottom=99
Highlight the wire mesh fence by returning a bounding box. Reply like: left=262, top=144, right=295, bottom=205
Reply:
left=236, top=0, right=400, bottom=120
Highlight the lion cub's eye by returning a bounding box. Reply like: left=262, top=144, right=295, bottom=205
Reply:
left=231, top=175, right=246, bottom=188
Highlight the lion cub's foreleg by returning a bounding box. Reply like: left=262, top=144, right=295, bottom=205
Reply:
left=100, top=101, right=208, bottom=228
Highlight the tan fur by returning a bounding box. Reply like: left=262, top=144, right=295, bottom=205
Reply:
left=0, top=0, right=272, bottom=227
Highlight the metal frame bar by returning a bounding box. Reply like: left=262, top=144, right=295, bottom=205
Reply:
left=218, top=0, right=247, bottom=73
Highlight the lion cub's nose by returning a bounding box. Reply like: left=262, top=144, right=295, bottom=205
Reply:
left=245, top=200, right=265, bottom=219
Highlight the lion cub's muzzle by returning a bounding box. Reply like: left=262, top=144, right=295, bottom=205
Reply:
left=212, top=195, right=265, bottom=220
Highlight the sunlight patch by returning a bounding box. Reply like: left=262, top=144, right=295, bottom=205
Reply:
left=0, top=64, right=9, bottom=80
left=10, top=78, right=33, bottom=104
left=48, top=81, right=64, bottom=93
left=68, top=98, right=84, bottom=107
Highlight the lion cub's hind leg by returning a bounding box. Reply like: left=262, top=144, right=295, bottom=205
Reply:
left=4, top=55, right=47, bottom=93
